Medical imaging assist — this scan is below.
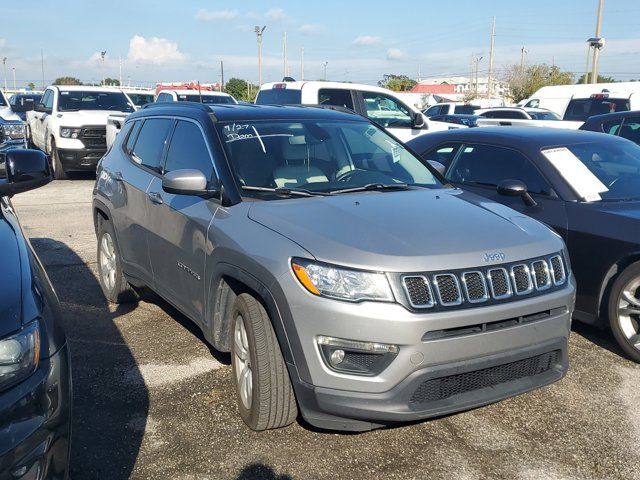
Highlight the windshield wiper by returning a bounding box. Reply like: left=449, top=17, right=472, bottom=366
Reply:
left=331, top=183, right=412, bottom=195
left=241, top=185, right=330, bottom=197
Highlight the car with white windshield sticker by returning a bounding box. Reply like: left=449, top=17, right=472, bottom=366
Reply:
left=409, top=127, right=640, bottom=362
left=93, top=103, right=574, bottom=432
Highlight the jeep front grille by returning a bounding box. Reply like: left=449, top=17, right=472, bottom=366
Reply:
left=400, top=254, right=567, bottom=310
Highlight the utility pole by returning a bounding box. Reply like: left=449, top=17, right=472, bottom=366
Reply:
left=469, top=53, right=474, bottom=94
left=119, top=57, right=123, bottom=87
left=300, top=47, right=304, bottom=80
left=2, top=58, right=6, bottom=93
left=474, top=56, right=483, bottom=97
left=100, top=50, right=107, bottom=85
left=283, top=31, right=288, bottom=78
left=520, top=47, right=527, bottom=73
left=323, top=61, right=328, bottom=81
left=12, top=67, right=16, bottom=91
left=220, top=60, right=224, bottom=91
left=255, top=26, right=266, bottom=86
left=487, top=16, right=495, bottom=99
left=584, top=46, right=591, bottom=83
left=40, top=49, right=45, bottom=90
left=591, top=0, right=604, bottom=83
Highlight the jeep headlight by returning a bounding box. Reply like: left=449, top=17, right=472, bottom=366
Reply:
left=292, top=258, right=394, bottom=302
left=0, top=322, right=39, bottom=391
left=60, top=127, right=81, bottom=139
left=2, top=123, right=25, bottom=139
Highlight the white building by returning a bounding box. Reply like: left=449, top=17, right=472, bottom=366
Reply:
left=418, top=76, right=509, bottom=98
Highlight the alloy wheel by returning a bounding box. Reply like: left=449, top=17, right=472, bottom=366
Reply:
left=616, top=276, right=640, bottom=352
left=233, top=314, right=252, bottom=410
left=99, top=232, right=117, bottom=292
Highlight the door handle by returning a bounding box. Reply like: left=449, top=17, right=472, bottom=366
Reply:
left=147, top=191, right=163, bottom=205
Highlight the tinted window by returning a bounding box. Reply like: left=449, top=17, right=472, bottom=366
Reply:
left=424, top=105, right=441, bottom=117
left=130, top=118, right=173, bottom=171
left=564, top=98, right=630, bottom=121
left=57, top=90, right=134, bottom=112
left=125, top=121, right=142, bottom=152
left=362, top=92, right=413, bottom=128
left=318, top=88, right=354, bottom=110
left=448, top=144, right=551, bottom=195
left=164, top=121, right=214, bottom=177
left=619, top=117, right=640, bottom=144
left=602, top=119, right=623, bottom=135
left=178, top=94, right=236, bottom=104
left=156, top=92, right=173, bottom=103
left=42, top=90, right=53, bottom=109
left=422, top=143, right=461, bottom=169
left=126, top=93, right=154, bottom=107
left=255, top=88, right=302, bottom=105
left=454, top=105, right=479, bottom=114
left=481, top=110, right=527, bottom=119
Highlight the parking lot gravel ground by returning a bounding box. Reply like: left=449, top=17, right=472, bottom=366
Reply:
left=11, top=179, right=640, bottom=480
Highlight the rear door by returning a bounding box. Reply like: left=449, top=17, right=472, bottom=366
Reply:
left=437, top=142, right=569, bottom=238
left=113, top=117, right=174, bottom=283
left=146, top=119, right=219, bottom=322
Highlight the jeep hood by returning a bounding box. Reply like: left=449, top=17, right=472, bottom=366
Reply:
left=247, top=188, right=564, bottom=272
left=0, top=106, right=22, bottom=122
left=55, top=110, right=130, bottom=126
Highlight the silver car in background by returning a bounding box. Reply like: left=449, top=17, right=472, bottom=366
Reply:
left=92, top=102, right=575, bottom=431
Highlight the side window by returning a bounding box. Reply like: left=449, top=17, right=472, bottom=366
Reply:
left=318, top=88, right=354, bottom=110
left=361, top=91, right=413, bottom=129
left=41, top=90, right=53, bottom=109
left=164, top=121, right=214, bottom=178
left=425, top=105, right=441, bottom=117
left=130, top=118, right=173, bottom=171
left=124, top=121, right=142, bottom=153
left=421, top=143, right=461, bottom=169
left=156, top=93, right=172, bottom=103
left=619, top=117, right=640, bottom=143
left=525, top=99, right=540, bottom=108
left=448, top=144, right=551, bottom=195
left=602, top=119, right=623, bottom=135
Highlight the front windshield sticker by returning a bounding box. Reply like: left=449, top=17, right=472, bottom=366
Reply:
left=542, top=147, right=608, bottom=202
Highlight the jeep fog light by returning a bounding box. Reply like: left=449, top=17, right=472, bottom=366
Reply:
left=317, top=336, right=399, bottom=375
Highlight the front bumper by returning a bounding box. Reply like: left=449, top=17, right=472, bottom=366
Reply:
left=0, top=343, right=72, bottom=479
left=275, top=269, right=575, bottom=431
left=57, top=148, right=105, bottom=172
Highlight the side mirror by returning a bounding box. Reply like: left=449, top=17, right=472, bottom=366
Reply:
left=427, top=160, right=446, bottom=175
left=0, top=149, right=52, bottom=196
left=412, top=112, right=426, bottom=129
left=162, top=169, right=220, bottom=197
left=497, top=179, right=537, bottom=207
left=34, top=103, right=50, bottom=114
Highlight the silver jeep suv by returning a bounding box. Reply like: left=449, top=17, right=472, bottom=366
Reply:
left=93, top=102, right=575, bottom=431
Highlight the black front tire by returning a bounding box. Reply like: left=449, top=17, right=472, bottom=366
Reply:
left=50, top=138, right=67, bottom=180
left=608, top=261, right=640, bottom=363
left=96, top=217, right=137, bottom=304
left=230, top=293, right=297, bottom=430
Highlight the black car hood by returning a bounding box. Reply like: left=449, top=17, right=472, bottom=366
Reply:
left=0, top=217, right=22, bottom=336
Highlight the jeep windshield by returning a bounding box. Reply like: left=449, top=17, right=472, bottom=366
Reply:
left=217, top=119, right=442, bottom=197
left=57, top=90, right=135, bottom=112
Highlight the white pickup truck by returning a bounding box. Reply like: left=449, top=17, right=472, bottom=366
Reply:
left=26, top=85, right=134, bottom=179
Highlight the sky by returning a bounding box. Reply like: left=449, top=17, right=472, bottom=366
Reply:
left=2, top=0, right=639, bottom=89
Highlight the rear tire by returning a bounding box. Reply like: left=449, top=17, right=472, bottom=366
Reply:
left=96, top=217, right=137, bottom=304
left=230, top=293, right=297, bottom=430
left=608, top=261, right=640, bottom=363
left=50, top=138, right=67, bottom=180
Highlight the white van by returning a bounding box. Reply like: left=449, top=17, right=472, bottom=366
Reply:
left=255, top=80, right=463, bottom=142
left=523, top=82, right=640, bottom=122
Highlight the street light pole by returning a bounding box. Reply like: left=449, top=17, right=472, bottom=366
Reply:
left=100, top=51, right=107, bottom=86
left=591, top=0, right=604, bottom=83
left=2, top=58, right=6, bottom=93
left=487, top=16, right=495, bottom=99
left=12, top=67, right=16, bottom=91
left=323, top=61, right=328, bottom=81
left=255, top=26, right=266, bottom=87
left=474, top=56, right=483, bottom=97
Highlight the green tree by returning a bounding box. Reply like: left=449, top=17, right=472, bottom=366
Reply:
left=505, top=64, right=574, bottom=102
left=102, top=77, right=121, bottom=86
left=576, top=73, right=617, bottom=84
left=27, top=82, right=36, bottom=90
left=224, top=77, right=258, bottom=102
left=53, top=76, right=82, bottom=85
left=378, top=74, right=417, bottom=92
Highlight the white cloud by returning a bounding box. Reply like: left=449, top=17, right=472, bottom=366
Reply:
left=195, top=9, right=238, bottom=21
left=127, top=35, right=186, bottom=65
left=353, top=35, right=380, bottom=46
left=298, top=24, right=321, bottom=35
left=386, top=48, right=406, bottom=61
left=265, top=8, right=289, bottom=22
